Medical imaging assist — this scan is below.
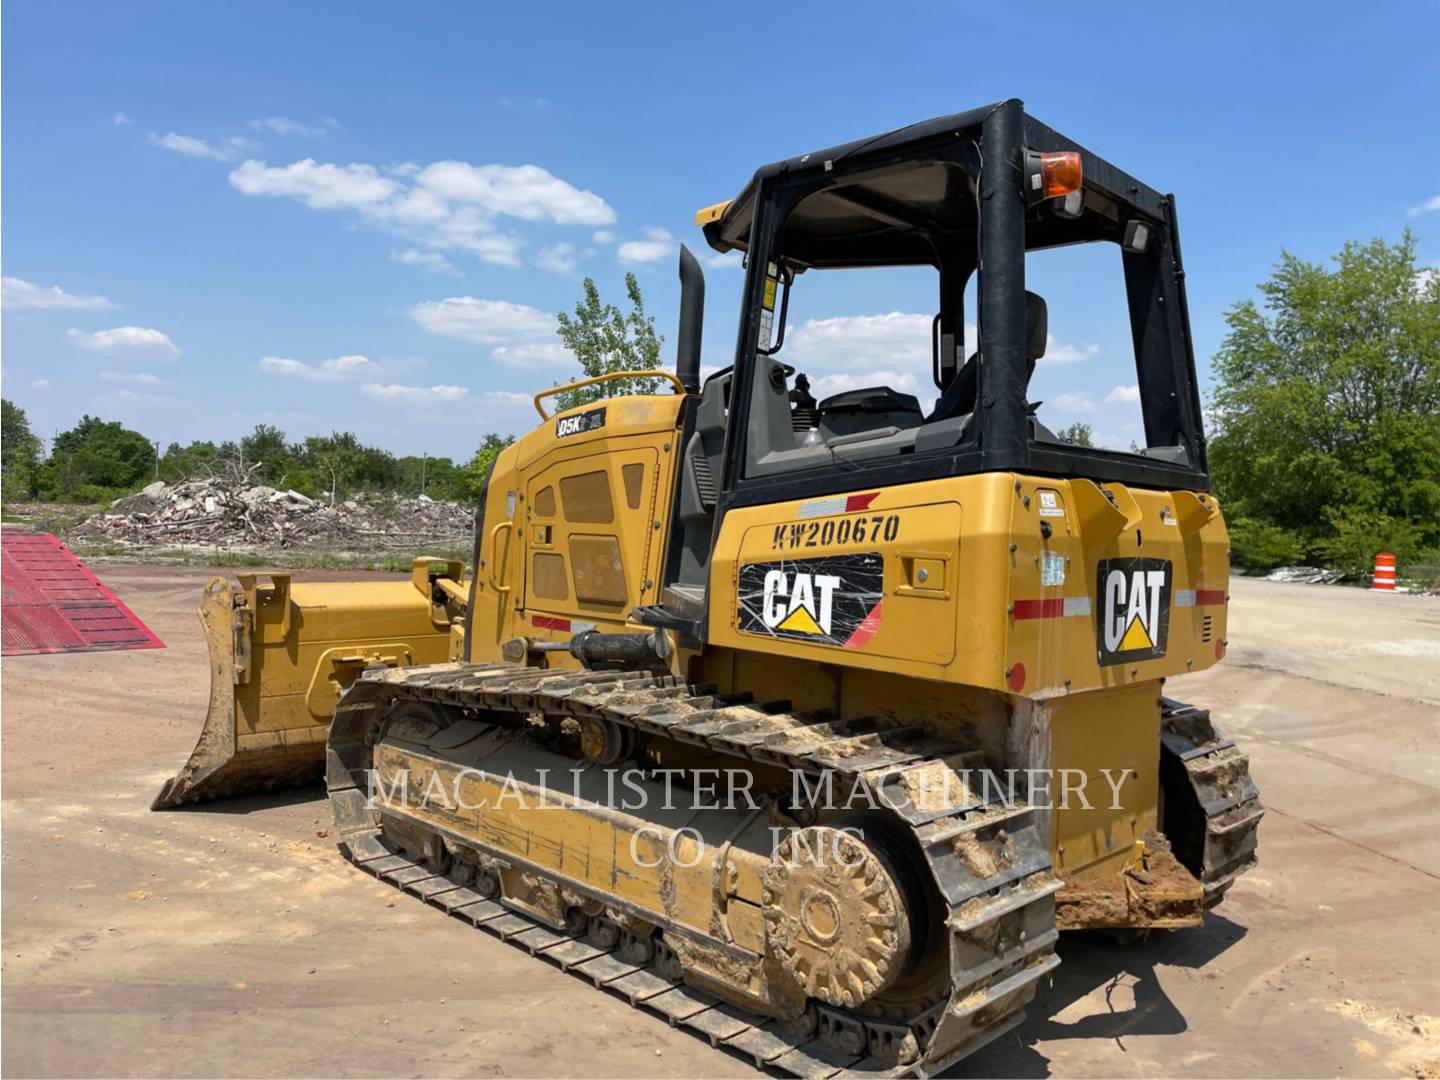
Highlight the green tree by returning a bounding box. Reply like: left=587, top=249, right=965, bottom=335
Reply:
left=1057, top=421, right=1094, bottom=447
left=398, top=454, right=460, bottom=499
left=239, top=424, right=292, bottom=485
left=159, top=440, right=220, bottom=483
left=2, top=399, right=43, bottom=501
left=1208, top=230, right=1440, bottom=570
left=553, top=274, right=664, bottom=411
left=295, top=431, right=401, bottom=501
left=460, top=433, right=515, bottom=502
left=38, top=415, right=155, bottom=499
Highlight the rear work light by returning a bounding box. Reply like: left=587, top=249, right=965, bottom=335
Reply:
left=1023, top=149, right=1083, bottom=205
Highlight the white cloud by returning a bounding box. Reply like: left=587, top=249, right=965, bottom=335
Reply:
left=789, top=312, right=946, bottom=369
left=393, top=248, right=459, bottom=275
left=707, top=251, right=744, bottom=270
left=100, top=371, right=161, bottom=384
left=1106, top=383, right=1140, bottom=404
left=1040, top=335, right=1100, bottom=364
left=535, top=242, right=578, bottom=273
left=113, top=112, right=131, bottom=126
left=410, top=296, right=553, bottom=344
left=258, top=354, right=382, bottom=381
left=777, top=313, right=972, bottom=414
left=105, top=388, right=187, bottom=408
left=416, top=162, right=614, bottom=225
left=1051, top=392, right=1097, bottom=414
left=67, top=326, right=179, bottom=354
left=482, top=390, right=535, bottom=406
left=409, top=222, right=521, bottom=266
left=491, top=342, right=574, bottom=368
left=29, top=379, right=51, bottom=390
left=810, top=370, right=920, bottom=399
left=361, top=383, right=470, bottom=403
left=1407, top=194, right=1440, bottom=217
left=618, top=226, right=675, bottom=265
left=229, top=158, right=400, bottom=209
left=150, top=131, right=241, bottom=161
left=784, top=311, right=1100, bottom=415
left=2, top=276, right=116, bottom=311
left=411, top=295, right=579, bottom=372
left=251, top=116, right=326, bottom=138
left=225, top=135, right=263, bottom=155
left=591, top=230, right=615, bottom=244
left=225, top=155, right=613, bottom=268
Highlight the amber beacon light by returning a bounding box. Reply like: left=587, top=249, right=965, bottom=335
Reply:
left=1024, top=149, right=1083, bottom=204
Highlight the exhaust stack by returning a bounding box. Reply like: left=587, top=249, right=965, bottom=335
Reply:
left=676, top=244, right=705, bottom=393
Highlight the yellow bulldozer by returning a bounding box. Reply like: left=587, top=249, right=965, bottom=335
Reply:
left=155, top=99, right=1261, bottom=1076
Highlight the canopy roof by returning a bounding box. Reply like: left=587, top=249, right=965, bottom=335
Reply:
left=697, top=100, right=1168, bottom=269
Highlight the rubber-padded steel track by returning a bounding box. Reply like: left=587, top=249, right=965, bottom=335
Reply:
left=326, top=662, right=1063, bottom=1077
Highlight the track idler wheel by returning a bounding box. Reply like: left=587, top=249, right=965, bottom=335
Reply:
left=577, top=716, right=633, bottom=764
left=763, top=826, right=916, bottom=1009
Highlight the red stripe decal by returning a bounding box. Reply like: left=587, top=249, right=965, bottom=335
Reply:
left=844, top=492, right=880, bottom=512
left=532, top=614, right=571, bottom=631
left=1195, top=589, right=1227, bottom=606
left=1012, top=598, right=1064, bottom=620
left=843, top=600, right=883, bottom=649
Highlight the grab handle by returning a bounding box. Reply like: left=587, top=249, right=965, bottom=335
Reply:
left=487, top=520, right=514, bottom=594
left=533, top=369, right=687, bottom=419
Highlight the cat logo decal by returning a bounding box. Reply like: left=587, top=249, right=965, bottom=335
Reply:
left=1095, top=557, right=1172, bottom=665
left=737, top=553, right=883, bottom=649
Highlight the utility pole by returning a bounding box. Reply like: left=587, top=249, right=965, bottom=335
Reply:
left=154, top=440, right=161, bottom=481
left=421, top=452, right=427, bottom=495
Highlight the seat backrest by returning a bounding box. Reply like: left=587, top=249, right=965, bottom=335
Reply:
left=928, top=291, right=1047, bottom=423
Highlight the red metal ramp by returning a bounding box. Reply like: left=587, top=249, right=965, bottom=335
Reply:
left=1, top=530, right=165, bottom=656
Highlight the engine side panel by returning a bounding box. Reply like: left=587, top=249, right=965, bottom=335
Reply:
left=467, top=394, right=685, bottom=661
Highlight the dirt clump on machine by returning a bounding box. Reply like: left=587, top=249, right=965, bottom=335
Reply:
left=73, top=477, right=472, bottom=554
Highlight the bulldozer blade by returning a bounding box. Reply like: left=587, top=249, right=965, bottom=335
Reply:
left=152, top=561, right=462, bottom=810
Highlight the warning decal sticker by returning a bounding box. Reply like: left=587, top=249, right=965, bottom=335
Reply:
left=1095, top=557, right=1172, bottom=666
left=737, top=553, right=884, bottom=648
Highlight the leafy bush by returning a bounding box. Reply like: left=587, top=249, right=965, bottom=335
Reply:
left=1227, top=518, right=1306, bottom=571
left=1314, top=507, right=1425, bottom=576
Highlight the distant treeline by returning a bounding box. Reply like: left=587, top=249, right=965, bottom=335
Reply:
left=1, top=403, right=512, bottom=506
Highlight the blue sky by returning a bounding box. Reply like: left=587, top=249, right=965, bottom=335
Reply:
left=4, top=1, right=1437, bottom=460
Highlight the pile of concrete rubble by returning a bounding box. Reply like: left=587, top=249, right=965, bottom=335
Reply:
left=73, top=478, right=472, bottom=552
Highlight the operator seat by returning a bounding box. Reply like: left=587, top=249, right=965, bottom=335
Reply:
left=817, top=386, right=924, bottom=439
left=927, top=291, right=1048, bottom=423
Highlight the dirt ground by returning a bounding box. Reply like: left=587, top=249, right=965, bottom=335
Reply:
left=3, top=566, right=1437, bottom=1079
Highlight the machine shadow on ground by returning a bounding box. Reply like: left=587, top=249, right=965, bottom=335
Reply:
left=159, top=784, right=327, bottom=815
left=957, top=915, right=1248, bottom=1077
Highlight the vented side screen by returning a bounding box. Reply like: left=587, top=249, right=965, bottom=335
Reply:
left=621, top=464, right=645, bottom=511
left=570, top=535, right=627, bottom=607
left=692, top=452, right=717, bottom=509
left=559, top=471, right=615, bottom=523
left=531, top=552, right=569, bottom=600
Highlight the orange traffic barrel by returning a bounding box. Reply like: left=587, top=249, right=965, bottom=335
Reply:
left=1372, top=552, right=1396, bottom=591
